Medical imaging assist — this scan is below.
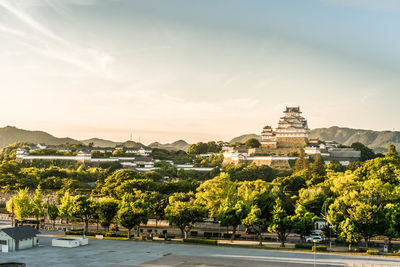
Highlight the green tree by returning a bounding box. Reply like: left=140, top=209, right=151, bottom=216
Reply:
left=311, top=154, right=326, bottom=177
left=195, top=173, right=234, bottom=218
left=291, top=204, right=318, bottom=240
left=294, top=149, right=309, bottom=173
left=386, top=144, right=399, bottom=159
left=71, top=195, right=94, bottom=233
left=13, top=188, right=32, bottom=225
left=384, top=203, right=400, bottom=250
left=351, top=142, right=376, bottom=161
left=340, top=218, right=361, bottom=251
left=267, top=198, right=294, bottom=247
left=98, top=198, right=119, bottom=232
left=245, top=138, right=261, bottom=149
left=165, top=195, right=206, bottom=239
left=241, top=205, right=264, bottom=245
left=118, top=206, right=139, bottom=239
left=48, top=204, right=59, bottom=230
left=348, top=202, right=382, bottom=249
left=239, top=180, right=274, bottom=245
left=59, top=191, right=73, bottom=224
left=117, top=200, right=148, bottom=239
left=31, top=186, right=44, bottom=229
left=141, top=192, right=167, bottom=227
left=298, top=187, right=326, bottom=215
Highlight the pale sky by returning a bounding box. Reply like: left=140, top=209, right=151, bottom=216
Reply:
left=0, top=0, right=399, bottom=144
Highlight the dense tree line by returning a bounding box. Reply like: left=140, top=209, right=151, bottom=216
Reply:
left=3, top=142, right=400, bottom=251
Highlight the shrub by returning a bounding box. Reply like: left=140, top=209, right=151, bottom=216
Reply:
left=162, top=230, right=168, bottom=235
left=366, top=249, right=380, bottom=255
left=183, top=238, right=218, bottom=245
left=312, top=245, right=327, bottom=252
left=69, top=228, right=84, bottom=232
left=65, top=230, right=84, bottom=235
left=354, top=247, right=367, bottom=253
left=65, top=230, right=126, bottom=238
left=147, top=229, right=152, bottom=233
left=104, top=232, right=127, bottom=238
left=295, top=244, right=313, bottom=250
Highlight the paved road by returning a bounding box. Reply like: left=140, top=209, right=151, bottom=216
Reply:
left=1, top=236, right=400, bottom=267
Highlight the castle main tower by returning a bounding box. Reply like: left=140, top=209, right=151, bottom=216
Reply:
left=261, top=106, right=309, bottom=148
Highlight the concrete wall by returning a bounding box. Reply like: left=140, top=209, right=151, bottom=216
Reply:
left=18, top=238, right=34, bottom=250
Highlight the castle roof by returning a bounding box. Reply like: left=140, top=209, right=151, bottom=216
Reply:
left=284, top=106, right=301, bottom=113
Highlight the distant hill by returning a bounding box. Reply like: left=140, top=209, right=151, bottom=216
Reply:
left=229, top=127, right=399, bottom=153
left=149, top=140, right=189, bottom=151
left=121, top=140, right=150, bottom=149
left=229, top=134, right=261, bottom=144
left=309, top=126, right=400, bottom=153
left=81, top=138, right=119, bottom=147
left=0, top=126, right=82, bottom=148
left=0, top=125, right=397, bottom=153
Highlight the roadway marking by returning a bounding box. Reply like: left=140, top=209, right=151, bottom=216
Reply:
left=211, top=254, right=344, bottom=266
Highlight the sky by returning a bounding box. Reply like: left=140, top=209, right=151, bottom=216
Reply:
left=0, top=0, right=399, bottom=144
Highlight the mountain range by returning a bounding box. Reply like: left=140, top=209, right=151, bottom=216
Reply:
left=0, top=125, right=398, bottom=153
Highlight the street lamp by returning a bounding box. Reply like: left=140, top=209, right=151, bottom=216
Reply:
left=313, top=239, right=317, bottom=267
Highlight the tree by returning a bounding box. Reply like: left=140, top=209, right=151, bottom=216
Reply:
left=312, top=154, right=326, bottom=177
left=267, top=198, right=294, bottom=247
left=384, top=203, right=400, bottom=250
left=59, top=191, right=73, bottom=224
left=142, top=192, right=167, bottom=227
left=31, top=186, right=44, bottom=229
left=71, top=195, right=94, bottom=233
left=294, top=149, right=309, bottom=173
left=239, top=180, right=274, bottom=246
left=195, top=173, right=234, bottom=218
left=6, top=198, right=15, bottom=227
left=340, top=218, right=361, bottom=251
left=217, top=198, right=248, bottom=242
left=348, top=202, right=382, bottom=249
left=117, top=204, right=147, bottom=239
left=241, top=205, right=264, bottom=245
left=245, top=138, right=261, bottom=149
left=291, top=204, right=318, bottom=240
left=351, top=142, right=376, bottom=161
left=98, top=198, right=119, bottom=232
left=13, top=188, right=32, bottom=225
left=165, top=196, right=206, bottom=239
left=386, top=144, right=399, bottom=159
left=48, top=204, right=59, bottom=230
left=298, top=187, right=326, bottom=215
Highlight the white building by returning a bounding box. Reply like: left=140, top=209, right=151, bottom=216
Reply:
left=0, top=226, right=39, bottom=252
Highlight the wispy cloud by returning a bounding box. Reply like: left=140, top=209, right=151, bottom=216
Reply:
left=0, top=0, right=116, bottom=78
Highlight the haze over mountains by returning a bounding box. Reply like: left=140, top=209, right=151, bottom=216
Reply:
left=0, top=125, right=398, bottom=153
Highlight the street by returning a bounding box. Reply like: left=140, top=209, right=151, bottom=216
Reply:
left=0, top=235, right=400, bottom=267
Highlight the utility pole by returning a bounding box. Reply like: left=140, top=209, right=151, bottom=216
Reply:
left=313, top=240, right=317, bottom=267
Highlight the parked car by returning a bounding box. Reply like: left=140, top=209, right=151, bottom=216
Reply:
left=305, top=235, right=324, bottom=243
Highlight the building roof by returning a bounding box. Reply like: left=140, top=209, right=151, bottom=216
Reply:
left=284, top=106, right=301, bottom=113
left=1, top=226, right=39, bottom=241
